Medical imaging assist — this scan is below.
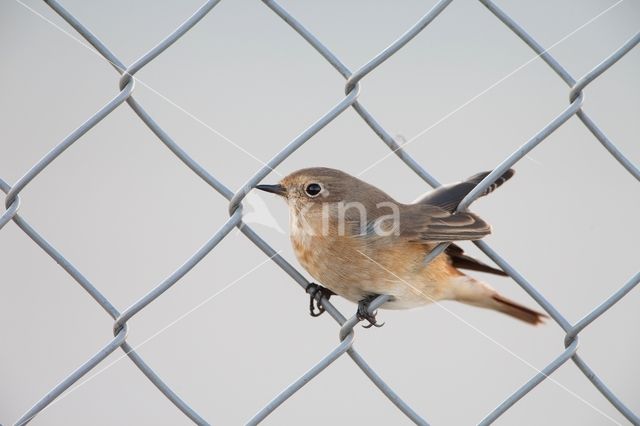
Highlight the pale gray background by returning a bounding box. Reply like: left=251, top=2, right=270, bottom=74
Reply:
left=1, top=0, right=639, bottom=424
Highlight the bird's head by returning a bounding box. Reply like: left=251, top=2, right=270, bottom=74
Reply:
left=256, top=167, right=397, bottom=236
left=256, top=167, right=355, bottom=212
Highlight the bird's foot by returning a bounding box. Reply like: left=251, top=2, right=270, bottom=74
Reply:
left=357, top=295, right=385, bottom=328
left=306, top=283, right=334, bottom=317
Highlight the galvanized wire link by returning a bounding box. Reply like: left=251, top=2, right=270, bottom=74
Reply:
left=2, top=0, right=639, bottom=425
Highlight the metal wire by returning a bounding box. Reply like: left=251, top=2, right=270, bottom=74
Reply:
left=2, top=0, right=638, bottom=424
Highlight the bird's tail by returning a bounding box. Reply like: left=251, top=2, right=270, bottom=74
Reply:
left=449, top=275, right=546, bottom=325
left=488, top=293, right=546, bottom=325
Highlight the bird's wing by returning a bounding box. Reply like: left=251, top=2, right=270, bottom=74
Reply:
left=416, top=169, right=515, bottom=213
left=445, top=243, right=507, bottom=276
left=398, top=204, right=491, bottom=242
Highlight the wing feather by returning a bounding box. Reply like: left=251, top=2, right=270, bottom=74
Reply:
left=417, top=169, right=515, bottom=212
left=399, top=204, right=491, bottom=242
left=445, top=243, right=507, bottom=276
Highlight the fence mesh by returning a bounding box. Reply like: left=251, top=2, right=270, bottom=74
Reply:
left=2, top=0, right=639, bottom=424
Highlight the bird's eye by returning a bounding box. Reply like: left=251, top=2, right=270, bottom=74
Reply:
left=305, top=183, right=322, bottom=197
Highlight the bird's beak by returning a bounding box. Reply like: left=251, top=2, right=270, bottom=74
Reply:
left=255, top=184, right=287, bottom=197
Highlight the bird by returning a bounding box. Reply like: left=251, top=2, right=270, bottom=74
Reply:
left=256, top=167, right=546, bottom=327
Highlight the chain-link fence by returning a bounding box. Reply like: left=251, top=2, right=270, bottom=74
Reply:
left=1, top=0, right=638, bottom=424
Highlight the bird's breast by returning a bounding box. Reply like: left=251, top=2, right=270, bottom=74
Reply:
left=289, top=213, right=327, bottom=279
left=289, top=211, right=352, bottom=284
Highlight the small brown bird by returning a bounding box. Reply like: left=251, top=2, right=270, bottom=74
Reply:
left=257, top=167, right=545, bottom=327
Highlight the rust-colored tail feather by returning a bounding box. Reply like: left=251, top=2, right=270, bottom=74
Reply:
left=450, top=276, right=547, bottom=325
left=491, top=294, right=547, bottom=325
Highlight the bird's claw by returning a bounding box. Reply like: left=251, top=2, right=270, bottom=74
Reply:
left=357, top=296, right=385, bottom=328
left=306, top=283, right=333, bottom=317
